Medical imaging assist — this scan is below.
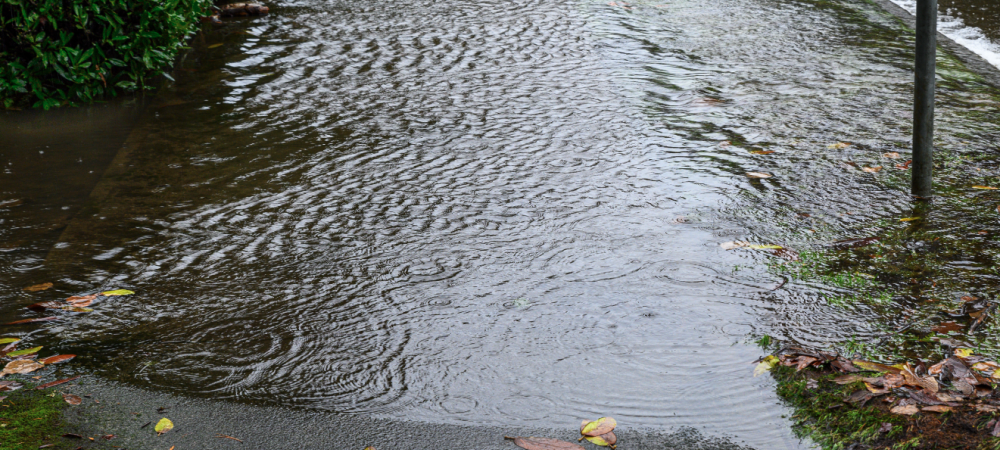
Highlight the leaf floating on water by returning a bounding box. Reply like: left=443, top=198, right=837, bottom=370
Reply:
left=883, top=152, right=901, bottom=159
left=581, top=417, right=617, bottom=437
left=6, top=317, right=59, bottom=325
left=36, top=376, right=81, bottom=389
left=896, top=160, right=912, bottom=170
left=890, top=404, right=919, bottom=415
left=63, top=394, right=82, bottom=405
left=100, top=289, right=134, bottom=296
left=932, top=322, right=964, bottom=333
left=65, top=294, right=97, bottom=306
left=862, top=166, right=882, bottom=173
left=60, top=306, right=93, bottom=313
left=899, top=217, right=921, bottom=222
left=23, top=283, right=53, bottom=292
left=40, top=354, right=75, bottom=365
left=155, top=417, right=174, bottom=435
left=746, top=172, right=771, bottom=179
left=720, top=241, right=748, bottom=250
left=364, top=447, right=376, bottom=450
left=750, top=150, right=775, bottom=155
left=973, top=186, right=999, bottom=190
left=747, top=244, right=783, bottom=250
left=754, top=355, right=779, bottom=377
left=0, top=338, right=20, bottom=345
left=585, top=432, right=617, bottom=447
left=828, top=142, right=851, bottom=149
left=505, top=436, right=584, bottom=450
left=1, top=360, right=44, bottom=376
left=7, top=346, right=42, bottom=357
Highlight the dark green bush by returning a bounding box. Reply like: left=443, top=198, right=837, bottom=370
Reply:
left=1, top=0, right=212, bottom=109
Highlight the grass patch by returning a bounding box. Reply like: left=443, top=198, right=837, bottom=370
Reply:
left=0, top=382, right=69, bottom=450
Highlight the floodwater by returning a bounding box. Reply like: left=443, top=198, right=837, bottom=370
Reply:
left=4, top=0, right=1000, bottom=448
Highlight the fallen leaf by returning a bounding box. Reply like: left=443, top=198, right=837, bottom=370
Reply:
left=207, top=43, right=224, bottom=48
left=863, top=166, right=883, bottom=173
left=23, top=283, right=53, bottom=292
left=40, top=355, right=75, bottom=365
left=831, top=359, right=860, bottom=373
left=932, top=322, right=963, bottom=333
left=6, top=317, right=59, bottom=325
left=216, top=434, right=243, bottom=442
left=899, top=217, right=921, bottom=222
left=747, top=244, right=783, bottom=250
left=828, top=142, right=851, bottom=149
left=879, top=423, right=893, bottom=433
left=7, top=346, right=42, bottom=357
left=1, top=360, right=44, bottom=376
left=62, top=433, right=83, bottom=439
left=750, top=150, right=775, bottom=155
left=955, top=348, right=975, bottom=358
left=976, top=404, right=1000, bottom=413
left=720, top=241, right=748, bottom=250
left=922, top=405, right=952, bottom=413
left=754, top=355, right=779, bottom=377
left=935, top=392, right=965, bottom=402
left=584, top=432, right=617, bottom=447
left=883, top=152, right=901, bottom=159
left=883, top=373, right=905, bottom=389
left=581, top=417, right=617, bottom=437
left=36, top=376, right=81, bottom=389
left=505, top=436, right=584, bottom=450
left=845, top=390, right=874, bottom=404
left=26, top=302, right=63, bottom=311
left=973, top=186, right=999, bottom=190
left=0, top=380, right=23, bottom=391
left=65, top=294, right=97, bottom=306
left=103, top=434, right=115, bottom=440
left=852, top=360, right=901, bottom=374
left=833, top=374, right=865, bottom=385
left=896, top=160, right=913, bottom=170
left=363, top=447, right=376, bottom=450
left=864, top=381, right=890, bottom=395
left=794, top=356, right=819, bottom=371
left=155, top=418, right=174, bottom=435
left=63, top=394, right=82, bottom=405
left=60, top=306, right=93, bottom=313
left=890, top=404, right=920, bottom=415
left=972, top=362, right=999, bottom=371
left=962, top=296, right=979, bottom=302
left=100, top=289, right=134, bottom=296
left=0, top=338, right=20, bottom=345
left=746, top=172, right=771, bottom=179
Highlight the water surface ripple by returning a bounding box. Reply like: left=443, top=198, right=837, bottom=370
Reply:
left=5, top=0, right=1000, bottom=448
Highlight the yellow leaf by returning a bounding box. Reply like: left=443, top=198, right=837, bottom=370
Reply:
left=828, top=142, right=851, bottom=149
left=747, top=244, right=783, bottom=250
left=954, top=348, right=974, bottom=358
left=581, top=417, right=617, bottom=436
left=862, top=166, right=882, bottom=173
left=720, top=241, right=748, bottom=250
left=585, top=432, right=618, bottom=447
left=0, top=338, right=20, bottom=345
left=899, top=217, right=921, bottom=222
left=155, top=418, right=174, bottom=435
left=992, top=368, right=1000, bottom=379
left=23, top=283, right=53, bottom=292
left=973, top=186, right=998, bottom=190
left=100, top=289, right=135, bottom=296
left=750, top=150, right=775, bottom=155
left=753, top=355, right=779, bottom=377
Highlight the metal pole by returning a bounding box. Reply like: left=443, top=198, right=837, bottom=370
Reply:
left=912, top=0, right=937, bottom=198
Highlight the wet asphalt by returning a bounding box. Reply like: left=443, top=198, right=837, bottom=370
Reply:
left=60, top=378, right=758, bottom=450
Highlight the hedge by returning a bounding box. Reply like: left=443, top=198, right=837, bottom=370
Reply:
left=0, top=0, right=212, bottom=109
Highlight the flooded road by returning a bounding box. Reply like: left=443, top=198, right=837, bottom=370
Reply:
left=4, top=0, right=1000, bottom=448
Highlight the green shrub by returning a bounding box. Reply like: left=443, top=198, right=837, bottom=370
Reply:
left=0, top=0, right=212, bottom=109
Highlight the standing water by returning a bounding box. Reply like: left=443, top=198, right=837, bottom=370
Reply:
left=4, top=0, right=1000, bottom=448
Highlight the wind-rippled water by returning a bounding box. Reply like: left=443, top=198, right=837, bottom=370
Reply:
left=5, top=0, right=1000, bottom=448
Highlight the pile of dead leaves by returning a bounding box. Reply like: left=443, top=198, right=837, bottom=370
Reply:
left=757, top=346, right=1000, bottom=434
left=506, top=416, right=619, bottom=450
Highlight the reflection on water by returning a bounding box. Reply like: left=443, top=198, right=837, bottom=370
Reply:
left=3, top=0, right=1000, bottom=448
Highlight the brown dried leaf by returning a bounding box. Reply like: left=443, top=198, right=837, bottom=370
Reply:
left=746, top=172, right=771, bottom=179
left=883, top=373, right=904, bottom=389
left=23, top=283, right=53, bottom=292
left=36, top=376, right=80, bottom=390
left=26, top=302, right=63, bottom=311
left=931, top=322, right=964, bottom=333
left=833, top=374, right=865, bottom=385
left=831, top=359, right=860, bottom=373
left=65, top=294, right=97, bottom=307
left=852, top=360, right=901, bottom=374
left=63, top=394, right=82, bottom=405
left=922, top=405, right=952, bottom=413
left=845, top=390, right=874, bottom=404
left=1, top=360, right=44, bottom=376
left=890, top=404, right=920, bottom=415
left=975, top=404, right=999, bottom=413
left=883, top=152, right=901, bottom=159
left=864, top=381, right=891, bottom=395
left=863, top=166, right=882, bottom=173
left=506, top=437, right=585, bottom=450
left=39, top=355, right=75, bottom=365
left=6, top=317, right=59, bottom=325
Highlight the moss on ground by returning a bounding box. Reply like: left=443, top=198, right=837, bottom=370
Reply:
left=0, top=382, right=70, bottom=450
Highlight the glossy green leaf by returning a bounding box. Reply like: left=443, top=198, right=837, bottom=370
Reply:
left=100, top=289, right=134, bottom=296
left=7, top=346, right=42, bottom=357
left=0, top=338, right=20, bottom=345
